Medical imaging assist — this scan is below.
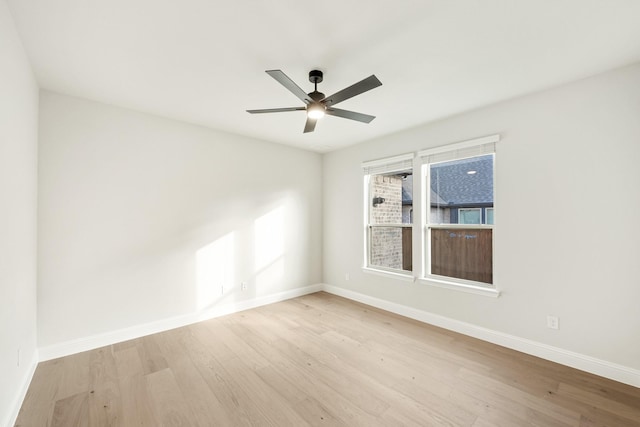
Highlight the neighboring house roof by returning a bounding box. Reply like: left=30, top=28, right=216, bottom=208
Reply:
left=402, top=185, right=446, bottom=205
left=400, top=155, right=493, bottom=207
left=430, top=155, right=493, bottom=206
left=430, top=189, right=448, bottom=206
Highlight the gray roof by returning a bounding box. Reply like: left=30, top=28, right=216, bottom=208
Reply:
left=397, top=155, right=493, bottom=206
left=430, top=155, right=493, bottom=206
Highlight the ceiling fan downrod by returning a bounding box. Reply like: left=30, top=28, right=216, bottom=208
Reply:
left=308, top=70, right=324, bottom=101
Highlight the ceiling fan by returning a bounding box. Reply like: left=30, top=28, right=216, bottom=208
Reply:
left=247, top=69, right=382, bottom=133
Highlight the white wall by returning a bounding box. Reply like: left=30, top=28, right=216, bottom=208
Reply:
left=0, top=1, right=39, bottom=425
left=38, top=91, right=322, bottom=350
left=323, top=64, right=640, bottom=373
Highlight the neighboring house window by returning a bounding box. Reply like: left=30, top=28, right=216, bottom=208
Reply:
left=420, top=135, right=498, bottom=287
left=362, top=154, right=414, bottom=274
left=486, top=207, right=494, bottom=225
left=459, top=208, right=482, bottom=224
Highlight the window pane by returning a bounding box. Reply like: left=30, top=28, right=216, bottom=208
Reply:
left=430, top=228, right=492, bottom=284
left=459, top=208, right=481, bottom=224
left=370, top=172, right=413, bottom=225
left=429, top=154, right=493, bottom=224
left=486, top=208, right=494, bottom=225
left=370, top=226, right=412, bottom=271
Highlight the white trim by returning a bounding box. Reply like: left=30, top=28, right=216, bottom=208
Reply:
left=428, top=223, right=493, bottom=230
left=418, top=134, right=500, bottom=158
left=419, top=276, right=500, bottom=297
left=362, top=266, right=415, bottom=282
left=363, top=175, right=370, bottom=270
left=362, top=153, right=414, bottom=176
left=361, top=152, right=414, bottom=169
left=5, top=349, right=39, bottom=427
left=38, top=284, right=323, bottom=361
left=321, top=284, right=640, bottom=388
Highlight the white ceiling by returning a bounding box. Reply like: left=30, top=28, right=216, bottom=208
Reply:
left=8, top=0, right=640, bottom=153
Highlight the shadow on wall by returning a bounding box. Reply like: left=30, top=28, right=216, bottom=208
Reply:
left=195, top=205, right=286, bottom=313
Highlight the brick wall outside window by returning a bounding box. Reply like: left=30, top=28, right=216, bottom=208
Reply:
left=370, top=175, right=403, bottom=269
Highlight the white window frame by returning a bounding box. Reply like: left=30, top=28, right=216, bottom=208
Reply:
left=419, top=135, right=500, bottom=297
left=362, top=153, right=414, bottom=279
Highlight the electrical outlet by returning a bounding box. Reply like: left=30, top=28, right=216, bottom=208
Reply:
left=17, top=348, right=21, bottom=367
left=547, top=315, right=559, bottom=330
left=241, top=282, right=247, bottom=291
left=345, top=273, right=350, bottom=281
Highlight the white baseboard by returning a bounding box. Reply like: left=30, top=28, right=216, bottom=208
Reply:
left=39, top=284, right=323, bottom=362
left=5, top=349, right=39, bottom=427
left=33, top=282, right=640, bottom=390
left=321, top=284, right=640, bottom=388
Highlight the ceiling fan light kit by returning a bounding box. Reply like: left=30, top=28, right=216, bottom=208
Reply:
left=247, top=69, right=382, bottom=133
left=307, top=103, right=325, bottom=119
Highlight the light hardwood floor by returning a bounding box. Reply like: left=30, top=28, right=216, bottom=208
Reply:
left=15, top=292, right=640, bottom=426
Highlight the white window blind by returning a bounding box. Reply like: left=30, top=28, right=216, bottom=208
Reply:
left=419, top=134, right=499, bottom=164
left=362, top=153, right=414, bottom=175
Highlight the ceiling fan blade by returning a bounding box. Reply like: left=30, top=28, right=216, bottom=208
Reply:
left=303, top=116, right=317, bottom=133
left=322, top=75, right=382, bottom=108
left=326, top=107, right=375, bottom=123
left=266, top=70, right=312, bottom=104
left=247, top=107, right=305, bottom=114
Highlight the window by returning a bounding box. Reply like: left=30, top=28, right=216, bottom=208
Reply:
left=420, top=135, right=498, bottom=287
left=486, top=207, right=494, bottom=225
left=362, top=154, right=414, bottom=275
left=459, top=208, right=482, bottom=224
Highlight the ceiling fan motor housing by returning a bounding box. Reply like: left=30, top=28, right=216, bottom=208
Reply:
left=309, top=91, right=325, bottom=102
left=309, top=69, right=323, bottom=84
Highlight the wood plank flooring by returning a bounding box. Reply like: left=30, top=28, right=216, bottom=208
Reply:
left=15, top=292, right=640, bottom=426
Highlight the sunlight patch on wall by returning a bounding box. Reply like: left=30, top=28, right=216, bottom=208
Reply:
left=254, top=206, right=284, bottom=271
left=254, top=206, right=286, bottom=293
left=196, top=232, right=235, bottom=310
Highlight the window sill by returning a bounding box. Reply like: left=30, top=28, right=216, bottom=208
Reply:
left=419, top=276, right=500, bottom=298
left=362, top=267, right=415, bottom=282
